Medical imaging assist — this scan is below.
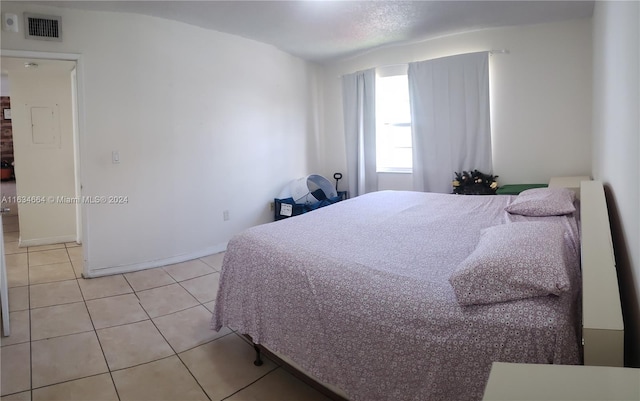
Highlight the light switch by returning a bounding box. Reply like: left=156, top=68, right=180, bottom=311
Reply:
left=112, top=151, right=120, bottom=164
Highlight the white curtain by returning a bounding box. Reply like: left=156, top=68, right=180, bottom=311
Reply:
left=408, top=52, right=491, bottom=193
left=341, top=69, right=377, bottom=197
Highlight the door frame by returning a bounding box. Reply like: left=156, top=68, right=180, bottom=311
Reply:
left=1, top=49, right=88, bottom=277
left=0, top=213, right=9, bottom=336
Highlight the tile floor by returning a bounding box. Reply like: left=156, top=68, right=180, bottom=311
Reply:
left=1, top=213, right=330, bottom=401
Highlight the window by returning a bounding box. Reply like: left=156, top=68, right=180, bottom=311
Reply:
left=375, top=72, right=412, bottom=173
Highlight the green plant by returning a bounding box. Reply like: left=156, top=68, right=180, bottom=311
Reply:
left=452, top=170, right=498, bottom=195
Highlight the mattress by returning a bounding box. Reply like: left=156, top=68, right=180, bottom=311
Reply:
left=212, top=190, right=581, bottom=401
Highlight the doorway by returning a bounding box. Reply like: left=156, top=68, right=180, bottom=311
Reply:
left=1, top=54, right=83, bottom=250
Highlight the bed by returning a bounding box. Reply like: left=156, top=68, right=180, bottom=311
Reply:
left=212, top=182, right=602, bottom=400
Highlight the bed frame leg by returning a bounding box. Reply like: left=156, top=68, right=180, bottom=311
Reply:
left=253, top=344, right=264, bottom=366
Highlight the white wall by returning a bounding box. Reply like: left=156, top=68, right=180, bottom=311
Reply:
left=592, top=1, right=640, bottom=367
left=378, top=172, right=412, bottom=191
left=1, top=4, right=321, bottom=276
left=319, top=19, right=593, bottom=189
left=7, top=62, right=77, bottom=246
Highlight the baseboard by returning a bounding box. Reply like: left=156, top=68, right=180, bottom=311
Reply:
left=18, top=234, right=77, bottom=247
left=83, top=242, right=228, bottom=278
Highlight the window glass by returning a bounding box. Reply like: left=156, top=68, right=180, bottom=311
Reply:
left=375, top=74, right=412, bottom=172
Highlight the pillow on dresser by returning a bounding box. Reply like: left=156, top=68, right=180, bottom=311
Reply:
left=449, top=222, right=571, bottom=306
left=505, top=187, right=576, bottom=217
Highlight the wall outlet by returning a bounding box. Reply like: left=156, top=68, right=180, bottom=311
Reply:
left=269, top=202, right=275, bottom=211
left=223, top=210, right=229, bottom=221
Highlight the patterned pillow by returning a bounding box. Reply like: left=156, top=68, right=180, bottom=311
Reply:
left=449, top=222, right=571, bottom=306
left=505, top=187, right=576, bottom=216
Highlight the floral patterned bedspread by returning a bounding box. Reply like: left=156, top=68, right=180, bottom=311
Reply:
left=212, top=191, right=581, bottom=401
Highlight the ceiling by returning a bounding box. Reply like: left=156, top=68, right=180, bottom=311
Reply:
left=29, top=1, right=594, bottom=63
left=1, top=57, right=75, bottom=73
left=1, top=57, right=76, bottom=96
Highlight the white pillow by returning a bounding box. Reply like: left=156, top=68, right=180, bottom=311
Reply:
left=505, top=187, right=576, bottom=217
left=449, top=222, right=571, bottom=306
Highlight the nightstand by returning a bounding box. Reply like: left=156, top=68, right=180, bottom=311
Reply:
left=483, top=362, right=640, bottom=401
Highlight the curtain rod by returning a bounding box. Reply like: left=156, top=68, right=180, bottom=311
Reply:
left=342, top=49, right=510, bottom=77
left=382, top=49, right=510, bottom=67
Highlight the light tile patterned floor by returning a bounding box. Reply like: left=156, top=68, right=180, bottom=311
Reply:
left=0, top=214, right=330, bottom=401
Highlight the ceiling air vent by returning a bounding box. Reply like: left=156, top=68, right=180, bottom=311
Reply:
left=24, top=13, right=62, bottom=41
